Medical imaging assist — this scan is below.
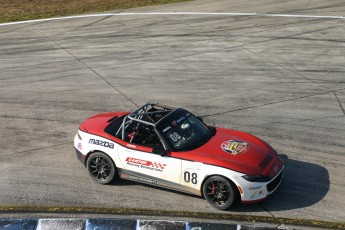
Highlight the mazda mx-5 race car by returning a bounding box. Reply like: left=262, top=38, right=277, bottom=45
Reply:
left=74, top=102, right=283, bottom=210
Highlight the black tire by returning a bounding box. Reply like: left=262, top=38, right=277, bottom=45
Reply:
left=86, top=152, right=116, bottom=184
left=202, top=175, right=238, bottom=210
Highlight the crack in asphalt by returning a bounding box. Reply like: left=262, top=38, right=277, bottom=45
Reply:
left=32, top=26, right=139, bottom=108
left=202, top=87, right=345, bottom=117
left=0, top=72, right=84, bottom=88
left=197, top=32, right=345, bottom=120
left=240, top=22, right=345, bottom=46
left=234, top=42, right=333, bottom=91
left=0, top=58, right=77, bottom=73
left=0, top=142, right=73, bottom=159
left=334, top=91, right=345, bottom=116
left=0, top=115, right=77, bottom=123
left=258, top=203, right=284, bottom=227
left=233, top=38, right=345, bottom=119
left=56, top=15, right=114, bottom=36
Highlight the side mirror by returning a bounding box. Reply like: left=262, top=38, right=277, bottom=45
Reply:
left=152, top=145, right=166, bottom=156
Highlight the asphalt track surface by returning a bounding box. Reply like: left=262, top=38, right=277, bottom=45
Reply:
left=0, top=0, right=345, bottom=229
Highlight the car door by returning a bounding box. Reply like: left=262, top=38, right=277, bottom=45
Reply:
left=117, top=143, right=182, bottom=188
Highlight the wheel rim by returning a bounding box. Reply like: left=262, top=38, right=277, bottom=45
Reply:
left=206, top=179, right=231, bottom=207
left=89, top=156, right=112, bottom=181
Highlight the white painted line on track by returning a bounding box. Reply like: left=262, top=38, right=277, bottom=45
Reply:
left=1, top=12, right=345, bottom=27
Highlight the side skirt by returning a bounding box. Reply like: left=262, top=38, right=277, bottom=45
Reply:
left=117, top=169, right=201, bottom=196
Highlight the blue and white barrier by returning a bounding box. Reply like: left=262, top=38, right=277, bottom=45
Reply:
left=0, top=218, right=277, bottom=230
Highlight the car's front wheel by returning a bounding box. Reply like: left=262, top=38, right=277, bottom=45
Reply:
left=203, top=176, right=238, bottom=210
left=86, top=152, right=116, bottom=184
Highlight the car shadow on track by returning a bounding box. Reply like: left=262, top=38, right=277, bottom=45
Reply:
left=234, top=154, right=330, bottom=212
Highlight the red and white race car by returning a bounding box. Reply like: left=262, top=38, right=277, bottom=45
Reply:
left=74, top=103, right=283, bottom=210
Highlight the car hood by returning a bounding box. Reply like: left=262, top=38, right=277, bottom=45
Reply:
left=174, top=128, right=283, bottom=176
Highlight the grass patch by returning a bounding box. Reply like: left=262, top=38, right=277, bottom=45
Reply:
left=0, top=0, right=192, bottom=23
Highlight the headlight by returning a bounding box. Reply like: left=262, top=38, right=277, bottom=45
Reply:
left=242, top=175, right=271, bottom=182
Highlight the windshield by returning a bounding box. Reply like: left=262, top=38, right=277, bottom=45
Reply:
left=156, top=109, right=212, bottom=151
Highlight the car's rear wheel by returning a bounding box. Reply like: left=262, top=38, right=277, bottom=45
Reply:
left=86, top=152, right=116, bottom=184
left=203, top=176, right=238, bottom=210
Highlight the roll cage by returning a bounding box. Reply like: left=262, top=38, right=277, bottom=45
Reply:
left=115, top=102, right=174, bottom=142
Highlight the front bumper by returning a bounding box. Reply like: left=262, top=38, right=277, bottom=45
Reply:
left=266, top=170, right=283, bottom=193
left=240, top=166, right=284, bottom=203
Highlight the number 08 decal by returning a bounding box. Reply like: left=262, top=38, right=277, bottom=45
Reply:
left=183, top=169, right=198, bottom=185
